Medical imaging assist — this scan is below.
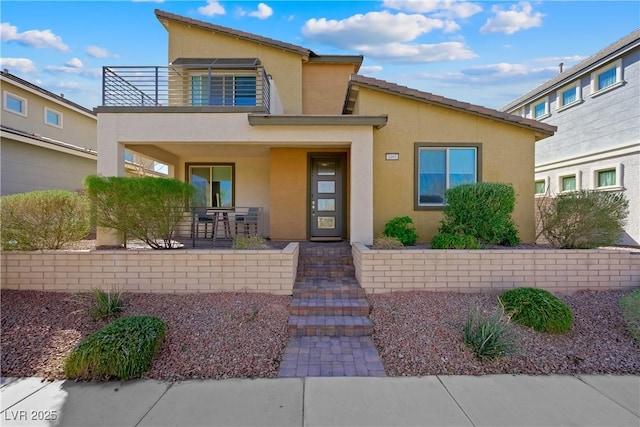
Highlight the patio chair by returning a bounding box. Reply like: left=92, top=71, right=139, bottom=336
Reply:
left=235, top=207, right=260, bottom=237
left=193, top=207, right=214, bottom=239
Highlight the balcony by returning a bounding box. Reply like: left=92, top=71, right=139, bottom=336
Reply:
left=101, top=59, right=276, bottom=113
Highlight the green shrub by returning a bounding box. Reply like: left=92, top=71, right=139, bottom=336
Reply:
left=64, top=316, right=165, bottom=381
left=85, top=176, right=193, bottom=249
left=539, top=190, right=629, bottom=249
left=372, top=236, right=404, bottom=250
left=232, top=236, right=270, bottom=250
left=431, top=233, right=479, bottom=249
left=463, top=305, right=516, bottom=360
left=90, top=288, right=124, bottom=320
left=383, top=216, right=418, bottom=246
left=619, top=288, right=640, bottom=346
left=439, top=183, right=520, bottom=246
left=0, top=190, right=90, bottom=251
left=500, top=288, right=573, bottom=333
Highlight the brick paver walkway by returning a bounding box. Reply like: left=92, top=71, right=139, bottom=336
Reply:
left=278, top=242, right=386, bottom=377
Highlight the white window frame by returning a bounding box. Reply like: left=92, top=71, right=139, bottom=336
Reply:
left=44, top=106, right=63, bottom=129
left=592, top=164, right=623, bottom=191
left=534, top=176, right=550, bottom=197
left=556, top=81, right=582, bottom=112
left=559, top=171, right=581, bottom=193
left=3, top=90, right=27, bottom=117
left=530, top=97, right=550, bottom=120
left=590, top=59, right=623, bottom=97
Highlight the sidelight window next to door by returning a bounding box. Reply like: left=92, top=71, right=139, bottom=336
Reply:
left=189, top=164, right=234, bottom=207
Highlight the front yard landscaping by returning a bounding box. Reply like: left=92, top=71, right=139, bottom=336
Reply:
left=1, top=288, right=638, bottom=380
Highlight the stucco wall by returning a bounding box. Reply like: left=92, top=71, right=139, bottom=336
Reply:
left=302, top=63, right=356, bottom=115
left=353, top=243, right=640, bottom=294
left=1, top=138, right=96, bottom=195
left=164, top=22, right=304, bottom=114
left=1, top=243, right=299, bottom=295
left=1, top=81, right=96, bottom=150
left=354, top=88, right=539, bottom=243
left=269, top=147, right=350, bottom=240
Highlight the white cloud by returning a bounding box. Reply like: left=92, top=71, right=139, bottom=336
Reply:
left=65, top=58, right=83, bottom=68
left=419, top=62, right=557, bottom=85
left=86, top=45, right=111, bottom=58
left=198, top=0, right=226, bottom=17
left=383, top=0, right=482, bottom=19
left=1, top=22, right=69, bottom=51
left=480, top=2, right=544, bottom=35
left=532, top=55, right=586, bottom=64
left=45, top=65, right=101, bottom=79
left=358, top=41, right=476, bottom=63
left=0, top=57, right=36, bottom=73
left=359, top=65, right=383, bottom=75
left=249, top=3, right=273, bottom=19
left=303, top=11, right=448, bottom=47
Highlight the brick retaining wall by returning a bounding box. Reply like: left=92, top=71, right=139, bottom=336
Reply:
left=352, top=243, right=640, bottom=293
left=1, top=243, right=299, bottom=295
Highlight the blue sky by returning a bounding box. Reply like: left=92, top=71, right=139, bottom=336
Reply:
left=2, top=1, right=638, bottom=110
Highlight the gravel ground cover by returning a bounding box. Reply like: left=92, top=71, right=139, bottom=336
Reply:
left=1, top=290, right=290, bottom=381
left=369, top=289, right=640, bottom=376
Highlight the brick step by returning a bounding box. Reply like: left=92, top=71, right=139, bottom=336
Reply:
left=287, top=315, right=373, bottom=337
left=290, top=298, right=370, bottom=316
left=296, top=270, right=355, bottom=280
left=293, top=285, right=366, bottom=300
left=298, top=249, right=353, bottom=258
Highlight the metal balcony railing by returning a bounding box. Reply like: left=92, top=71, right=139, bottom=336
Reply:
left=102, top=63, right=271, bottom=112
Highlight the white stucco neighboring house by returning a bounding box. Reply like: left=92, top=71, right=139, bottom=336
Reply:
left=501, top=29, right=640, bottom=246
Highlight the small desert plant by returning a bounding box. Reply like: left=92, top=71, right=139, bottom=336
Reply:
left=439, top=183, right=520, bottom=246
left=430, top=233, right=479, bottom=249
left=64, top=315, right=165, bottom=381
left=383, top=216, right=418, bottom=246
left=499, top=287, right=573, bottom=333
left=232, top=236, right=270, bottom=250
left=538, top=190, right=629, bottom=249
left=463, top=304, right=516, bottom=360
left=0, top=190, right=90, bottom=250
left=619, top=288, right=640, bottom=346
left=372, top=236, right=404, bottom=249
left=90, top=288, right=124, bottom=320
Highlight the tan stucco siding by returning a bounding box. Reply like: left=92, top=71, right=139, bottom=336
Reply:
left=302, top=63, right=354, bottom=115
left=355, top=88, right=537, bottom=243
left=165, top=22, right=304, bottom=114
left=1, top=82, right=96, bottom=150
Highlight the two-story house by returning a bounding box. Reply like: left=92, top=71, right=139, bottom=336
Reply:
left=1, top=70, right=98, bottom=195
left=96, top=9, right=556, bottom=246
left=502, top=29, right=640, bottom=246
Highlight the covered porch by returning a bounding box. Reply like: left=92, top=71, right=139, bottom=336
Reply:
left=95, top=111, right=386, bottom=246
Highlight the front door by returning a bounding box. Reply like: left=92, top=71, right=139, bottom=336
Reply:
left=309, top=155, right=345, bottom=240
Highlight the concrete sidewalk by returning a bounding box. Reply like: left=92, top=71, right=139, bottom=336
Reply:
left=1, top=375, right=638, bottom=427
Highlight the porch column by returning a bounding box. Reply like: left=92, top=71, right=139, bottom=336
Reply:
left=350, top=132, right=374, bottom=245
left=96, top=113, right=125, bottom=246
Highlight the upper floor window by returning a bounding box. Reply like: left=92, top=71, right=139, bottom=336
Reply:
left=592, top=165, right=622, bottom=190
left=191, top=74, right=257, bottom=107
left=556, top=82, right=582, bottom=111
left=531, top=97, right=549, bottom=120
left=3, top=91, right=27, bottom=117
left=560, top=171, right=581, bottom=193
left=535, top=179, right=546, bottom=195
left=44, top=107, right=63, bottom=128
left=415, top=143, right=480, bottom=208
left=591, top=59, right=623, bottom=96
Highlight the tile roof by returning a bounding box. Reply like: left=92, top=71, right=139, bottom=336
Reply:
left=155, top=9, right=311, bottom=57
left=346, top=74, right=556, bottom=135
left=1, top=71, right=96, bottom=115
left=501, top=28, right=640, bottom=112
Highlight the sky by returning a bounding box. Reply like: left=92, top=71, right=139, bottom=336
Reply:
left=1, top=1, right=639, bottom=110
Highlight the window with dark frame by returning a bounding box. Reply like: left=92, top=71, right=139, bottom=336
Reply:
left=415, top=143, right=480, bottom=209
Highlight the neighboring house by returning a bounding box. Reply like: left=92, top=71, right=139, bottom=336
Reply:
left=501, top=29, right=640, bottom=246
left=96, top=9, right=555, bottom=246
left=1, top=70, right=98, bottom=195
